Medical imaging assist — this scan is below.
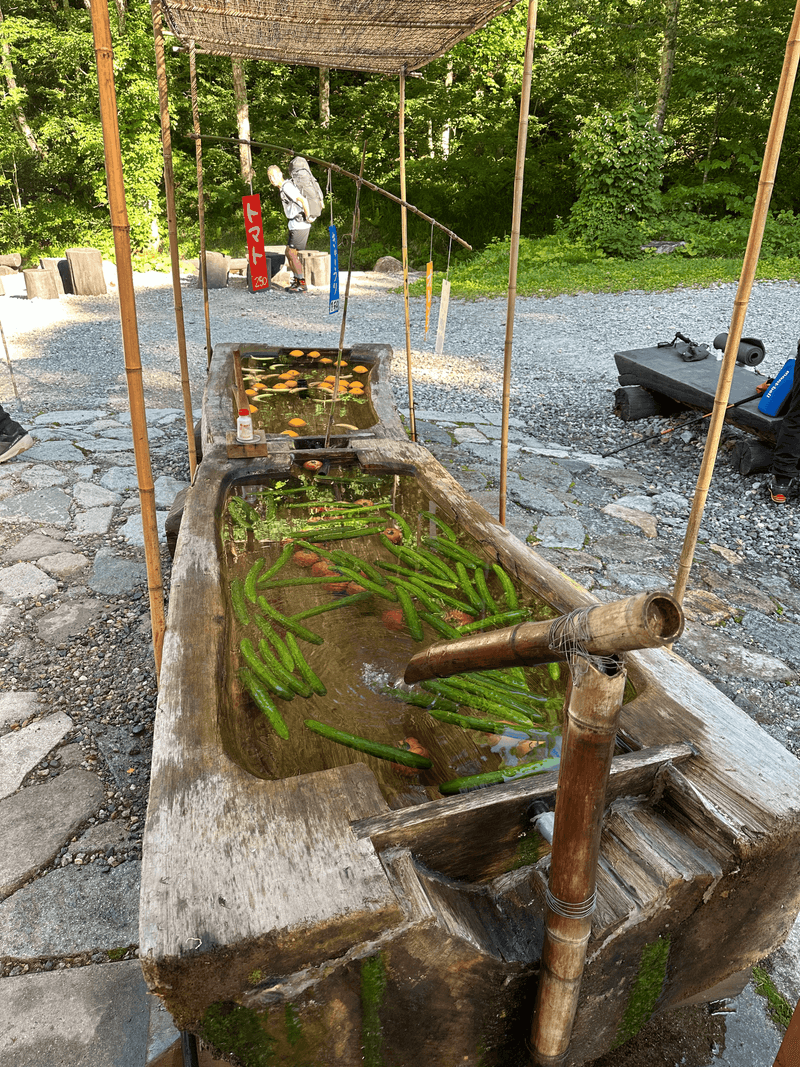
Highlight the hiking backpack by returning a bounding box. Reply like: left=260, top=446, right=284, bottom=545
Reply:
left=289, top=156, right=324, bottom=222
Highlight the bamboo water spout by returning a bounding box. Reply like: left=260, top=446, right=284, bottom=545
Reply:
left=404, top=591, right=683, bottom=684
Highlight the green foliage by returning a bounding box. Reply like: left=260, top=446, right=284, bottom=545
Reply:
left=753, top=966, right=793, bottom=1029
left=200, top=1002, right=277, bottom=1067
left=614, top=936, right=670, bottom=1048
left=361, top=953, right=387, bottom=1067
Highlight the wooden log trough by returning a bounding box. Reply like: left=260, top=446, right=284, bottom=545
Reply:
left=140, top=343, right=800, bottom=1066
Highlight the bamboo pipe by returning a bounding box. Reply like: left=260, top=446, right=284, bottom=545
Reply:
left=530, top=659, right=627, bottom=1065
left=673, top=0, right=800, bottom=606
left=89, top=0, right=165, bottom=680
left=399, top=68, right=417, bottom=443
left=150, top=1, right=197, bottom=482
left=187, top=134, right=472, bottom=251
left=188, top=39, right=213, bottom=370
left=403, top=591, right=682, bottom=683
left=0, top=314, right=19, bottom=398
left=324, top=140, right=367, bottom=448
left=499, top=0, right=538, bottom=526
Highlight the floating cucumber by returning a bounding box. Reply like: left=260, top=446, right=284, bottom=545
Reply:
left=433, top=675, right=546, bottom=724
left=330, top=551, right=386, bottom=586
left=492, top=563, right=519, bottom=609
left=239, top=668, right=289, bottom=740
left=285, top=633, right=326, bottom=695
left=258, top=542, right=296, bottom=583
left=294, top=542, right=396, bottom=602
left=426, top=705, right=530, bottom=737
left=385, top=509, right=413, bottom=540
left=227, top=496, right=260, bottom=527
left=456, top=610, right=530, bottom=636
left=239, top=638, right=295, bottom=700
left=427, top=587, right=479, bottom=616
left=382, top=688, right=459, bottom=712
left=473, top=568, right=499, bottom=615
left=420, top=511, right=458, bottom=541
left=375, top=560, right=456, bottom=589
left=422, top=536, right=484, bottom=569
left=229, top=578, right=250, bottom=626
left=396, top=586, right=424, bottom=641
left=260, top=575, right=354, bottom=589
left=418, top=612, right=462, bottom=640
left=390, top=577, right=440, bottom=614
left=289, top=590, right=371, bottom=623
left=256, top=596, right=324, bottom=645
left=420, top=679, right=533, bottom=728
left=304, top=719, right=432, bottom=769
left=291, top=524, right=385, bottom=543
left=438, top=757, right=561, bottom=795
left=413, top=545, right=458, bottom=583
left=455, top=562, right=484, bottom=611
left=244, top=559, right=266, bottom=604
left=474, top=666, right=530, bottom=691
left=257, top=639, right=313, bottom=697
left=548, top=662, right=562, bottom=682
left=256, top=620, right=296, bottom=672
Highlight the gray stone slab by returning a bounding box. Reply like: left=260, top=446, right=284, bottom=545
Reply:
left=37, top=552, right=90, bottom=579
left=601, top=503, right=658, bottom=538
left=89, top=549, right=146, bottom=594
left=602, top=564, right=672, bottom=593
left=0, top=603, right=21, bottom=630
left=676, top=621, right=797, bottom=681
left=148, top=996, right=181, bottom=1063
left=770, top=910, right=800, bottom=1011
left=453, top=425, right=488, bottom=443
left=37, top=599, right=104, bottom=644
left=716, top=982, right=783, bottom=1067
left=536, top=548, right=603, bottom=574
left=100, top=467, right=139, bottom=492
left=74, top=508, right=115, bottom=536
left=740, top=611, right=800, bottom=668
left=0, top=691, right=41, bottom=729
left=510, top=483, right=567, bottom=515
left=614, top=493, right=655, bottom=513
left=451, top=467, right=490, bottom=493
left=587, top=534, right=667, bottom=564
left=534, top=516, right=586, bottom=550
left=0, top=769, right=104, bottom=898
left=0, top=712, right=74, bottom=800
left=0, top=487, right=72, bottom=527
left=32, top=409, right=110, bottom=426
left=118, top=512, right=168, bottom=546
left=67, top=821, right=131, bottom=857
left=72, top=482, right=121, bottom=508
left=511, top=455, right=573, bottom=491
left=0, top=561, right=59, bottom=599
left=18, top=464, right=71, bottom=488
left=22, top=441, right=86, bottom=463
left=414, top=421, right=453, bottom=446
left=0, top=860, right=141, bottom=957
left=82, top=440, right=137, bottom=454
left=87, top=419, right=124, bottom=431
left=153, top=475, right=190, bottom=509
left=0, top=960, right=150, bottom=1067
left=2, top=533, right=75, bottom=561
left=98, top=428, right=135, bottom=442
left=595, top=467, right=648, bottom=488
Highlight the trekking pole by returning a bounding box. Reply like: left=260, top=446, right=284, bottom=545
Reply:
left=0, top=315, right=20, bottom=399
left=601, top=391, right=762, bottom=458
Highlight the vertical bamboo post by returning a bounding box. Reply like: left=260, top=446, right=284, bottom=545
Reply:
left=0, top=315, right=19, bottom=398
left=399, top=66, right=416, bottom=442
left=188, top=39, right=213, bottom=369
left=150, top=1, right=197, bottom=482
left=499, top=0, right=538, bottom=525
left=673, top=0, right=800, bottom=606
left=530, top=658, right=627, bottom=1065
left=89, top=0, right=165, bottom=680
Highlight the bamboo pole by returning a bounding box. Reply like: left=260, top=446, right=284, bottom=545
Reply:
left=150, top=1, right=197, bottom=482
left=188, top=133, right=472, bottom=250
left=0, top=314, right=19, bottom=398
left=499, top=0, right=538, bottom=526
left=673, top=0, right=800, bottom=606
left=530, top=659, right=627, bottom=1065
left=188, top=39, right=213, bottom=370
left=89, top=0, right=165, bottom=680
left=399, top=67, right=417, bottom=442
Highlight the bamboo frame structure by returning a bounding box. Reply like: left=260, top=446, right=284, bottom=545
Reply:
left=151, top=1, right=198, bottom=481
left=673, top=0, right=800, bottom=606
left=399, top=67, right=417, bottom=442
left=499, top=0, right=538, bottom=525
left=188, top=39, right=213, bottom=369
left=530, top=660, right=627, bottom=1065
left=0, top=315, right=19, bottom=399
left=89, top=0, right=165, bottom=679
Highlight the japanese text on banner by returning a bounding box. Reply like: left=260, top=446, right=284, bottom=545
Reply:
left=424, top=261, right=433, bottom=336
left=328, top=224, right=340, bottom=314
left=242, top=194, right=269, bottom=291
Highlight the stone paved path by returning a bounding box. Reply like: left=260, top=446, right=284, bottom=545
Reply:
left=1, top=363, right=798, bottom=1064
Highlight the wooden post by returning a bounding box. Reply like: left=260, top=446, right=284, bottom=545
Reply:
left=530, top=658, right=627, bottom=1065
left=773, top=995, right=800, bottom=1067
left=150, top=0, right=198, bottom=482
left=188, top=39, right=213, bottom=369
left=89, top=0, right=165, bottom=680
left=399, top=67, right=416, bottom=443
left=499, top=0, right=538, bottom=525
left=673, top=0, right=800, bottom=606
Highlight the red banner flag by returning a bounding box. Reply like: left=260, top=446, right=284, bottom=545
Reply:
left=242, top=194, right=269, bottom=291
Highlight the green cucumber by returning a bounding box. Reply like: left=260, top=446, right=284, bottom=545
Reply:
left=238, top=668, right=289, bottom=740
left=396, top=586, right=424, bottom=641
left=548, top=662, right=562, bottom=682
left=418, top=612, right=462, bottom=640
left=433, top=675, right=546, bottom=724
left=239, top=638, right=295, bottom=700
left=420, top=511, right=458, bottom=541
left=385, top=509, right=413, bottom=540
left=258, top=542, right=295, bottom=583
left=456, top=610, right=530, bottom=636
left=375, top=560, right=456, bottom=589
left=257, top=639, right=313, bottom=697
left=227, top=496, right=260, bottom=527
left=291, top=524, right=385, bottom=543
left=289, top=590, right=372, bottom=622
left=256, top=596, right=324, bottom=645
left=285, top=633, right=326, bottom=695
left=413, top=545, right=458, bottom=582
left=330, top=551, right=387, bottom=585
left=438, top=757, right=561, bottom=795
left=295, top=543, right=396, bottom=602
left=244, top=559, right=265, bottom=603
left=255, top=619, right=296, bottom=672
left=229, top=579, right=250, bottom=626
left=390, top=577, right=440, bottom=614
left=420, top=679, right=533, bottom=728
left=473, top=568, right=499, bottom=614
left=423, top=536, right=485, bottom=569
left=426, top=705, right=530, bottom=736
left=455, top=562, right=484, bottom=611
left=304, top=720, right=432, bottom=769
left=382, top=688, right=459, bottom=712
left=260, top=575, right=353, bottom=589
left=492, top=564, right=519, bottom=609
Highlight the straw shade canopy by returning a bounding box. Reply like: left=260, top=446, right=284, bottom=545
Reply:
left=159, top=0, right=518, bottom=71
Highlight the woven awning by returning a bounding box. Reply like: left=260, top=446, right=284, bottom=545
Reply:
left=160, top=0, right=519, bottom=73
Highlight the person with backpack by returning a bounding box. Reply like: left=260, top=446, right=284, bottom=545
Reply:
left=267, top=158, right=324, bottom=294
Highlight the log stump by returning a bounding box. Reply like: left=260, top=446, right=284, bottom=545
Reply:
left=614, top=385, right=682, bottom=422
left=731, top=439, right=775, bottom=476
left=23, top=269, right=60, bottom=300
left=0, top=253, right=22, bottom=269
left=65, top=248, right=106, bottom=295
left=39, top=256, right=73, bottom=295
left=297, top=250, right=330, bottom=286
left=197, top=252, right=229, bottom=289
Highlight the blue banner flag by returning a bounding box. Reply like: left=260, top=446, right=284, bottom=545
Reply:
left=328, top=225, right=340, bottom=315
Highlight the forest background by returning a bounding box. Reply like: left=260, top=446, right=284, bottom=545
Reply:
left=2, top=0, right=800, bottom=297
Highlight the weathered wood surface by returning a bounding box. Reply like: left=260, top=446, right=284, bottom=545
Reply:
left=0, top=252, right=21, bottom=268
left=23, top=269, right=59, bottom=300
left=39, top=257, right=70, bottom=294
left=65, top=247, right=106, bottom=295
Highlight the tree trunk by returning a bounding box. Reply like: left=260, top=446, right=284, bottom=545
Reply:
left=442, top=59, right=453, bottom=158
left=231, top=58, right=254, bottom=186
left=653, top=0, right=680, bottom=133
left=319, top=67, right=330, bottom=128
left=0, top=5, right=41, bottom=156
left=113, top=0, right=126, bottom=33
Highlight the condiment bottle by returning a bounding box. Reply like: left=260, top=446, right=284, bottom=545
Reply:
left=236, top=408, right=254, bottom=442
